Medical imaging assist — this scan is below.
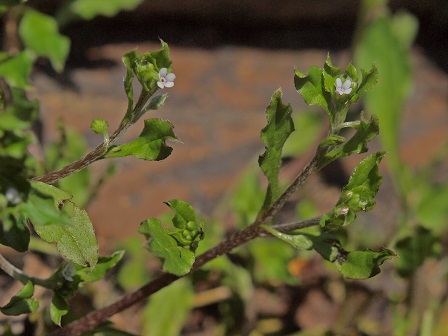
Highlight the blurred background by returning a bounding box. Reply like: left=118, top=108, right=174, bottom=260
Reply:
left=28, top=0, right=448, bottom=245
left=1, top=0, right=448, bottom=334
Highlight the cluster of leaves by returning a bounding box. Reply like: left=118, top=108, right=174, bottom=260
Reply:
left=4, top=0, right=445, bottom=335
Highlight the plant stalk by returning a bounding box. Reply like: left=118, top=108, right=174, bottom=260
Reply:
left=52, top=154, right=319, bottom=336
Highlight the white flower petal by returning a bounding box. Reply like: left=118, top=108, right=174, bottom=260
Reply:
left=344, top=87, right=352, bottom=94
left=164, top=81, right=174, bottom=88
left=342, top=79, right=352, bottom=90
left=335, top=78, right=342, bottom=87
left=159, top=68, right=168, bottom=77
left=166, top=73, right=176, bottom=81
left=157, top=81, right=165, bottom=89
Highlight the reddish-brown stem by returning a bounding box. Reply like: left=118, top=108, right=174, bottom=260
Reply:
left=52, top=155, right=318, bottom=336
left=32, top=90, right=152, bottom=185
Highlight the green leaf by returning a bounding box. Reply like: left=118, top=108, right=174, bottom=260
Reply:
left=294, top=65, right=333, bottom=123
left=0, top=281, right=38, bottom=316
left=75, top=250, right=124, bottom=284
left=0, top=88, right=39, bottom=130
left=318, top=114, right=380, bottom=168
left=143, top=278, right=194, bottom=336
left=395, top=226, right=441, bottom=278
left=334, top=248, right=397, bottom=279
left=104, top=118, right=177, bottom=161
left=59, top=0, right=144, bottom=21
left=265, top=226, right=395, bottom=279
left=164, top=199, right=203, bottom=249
left=23, top=181, right=98, bottom=268
left=248, top=238, right=297, bottom=284
left=0, top=51, right=33, bottom=88
left=349, top=64, right=379, bottom=104
left=416, top=185, right=448, bottom=234
left=139, top=218, right=195, bottom=276
left=50, top=291, right=69, bottom=326
left=21, top=181, right=72, bottom=227
left=258, top=89, right=294, bottom=213
left=262, top=224, right=313, bottom=250
left=117, top=237, right=151, bottom=290
left=122, top=41, right=172, bottom=92
left=19, top=10, right=70, bottom=72
left=139, top=200, right=203, bottom=275
left=320, top=151, right=385, bottom=227
left=354, top=13, right=413, bottom=162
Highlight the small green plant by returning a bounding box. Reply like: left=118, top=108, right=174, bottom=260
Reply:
left=1, top=0, right=447, bottom=335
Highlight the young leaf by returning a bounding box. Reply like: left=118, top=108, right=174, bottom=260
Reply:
left=334, top=248, right=397, bottom=279
left=23, top=181, right=98, bottom=268
left=0, top=281, right=38, bottom=316
left=51, top=291, right=69, bottom=326
left=320, top=151, right=385, bottom=227
left=317, top=114, right=380, bottom=168
left=164, top=199, right=203, bottom=250
left=75, top=250, right=124, bottom=284
left=19, top=10, right=70, bottom=72
left=258, top=89, right=294, bottom=213
left=264, top=226, right=396, bottom=279
left=395, top=226, right=441, bottom=278
left=143, top=278, right=194, bottom=336
left=139, top=218, right=195, bottom=276
left=262, top=224, right=313, bottom=250
left=294, top=66, right=333, bottom=124
left=104, top=118, right=177, bottom=161
left=139, top=200, right=203, bottom=276
left=122, top=41, right=172, bottom=92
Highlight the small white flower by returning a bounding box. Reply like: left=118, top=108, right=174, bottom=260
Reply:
left=5, top=187, right=20, bottom=205
left=335, top=78, right=353, bottom=95
left=337, top=207, right=350, bottom=216
left=62, top=263, right=76, bottom=282
left=157, top=68, right=176, bottom=89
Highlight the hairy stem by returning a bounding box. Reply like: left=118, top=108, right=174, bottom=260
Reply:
left=52, top=154, right=319, bottom=336
left=0, top=253, right=50, bottom=287
left=32, top=90, right=152, bottom=185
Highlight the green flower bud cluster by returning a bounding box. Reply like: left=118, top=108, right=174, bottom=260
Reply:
left=122, top=41, right=172, bottom=92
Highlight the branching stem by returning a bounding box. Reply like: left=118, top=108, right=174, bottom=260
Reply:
left=52, top=154, right=319, bottom=336
left=0, top=253, right=50, bottom=287
left=32, top=90, right=152, bottom=185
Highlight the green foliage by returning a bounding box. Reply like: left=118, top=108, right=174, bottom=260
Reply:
left=0, top=281, right=38, bottom=316
left=122, top=42, right=172, bottom=93
left=320, top=151, right=385, bottom=227
left=22, top=181, right=98, bottom=268
left=116, top=236, right=151, bottom=290
left=139, top=200, right=203, bottom=276
left=354, top=7, right=415, bottom=163
left=295, top=55, right=379, bottom=170
left=0, top=52, right=33, bottom=88
left=56, top=0, right=144, bottom=26
left=49, top=252, right=123, bottom=324
left=105, top=118, right=177, bottom=161
left=51, top=291, right=69, bottom=326
left=395, top=226, right=441, bottom=277
left=143, top=278, right=194, bottom=336
left=19, top=9, right=70, bottom=72
left=258, top=89, right=294, bottom=214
